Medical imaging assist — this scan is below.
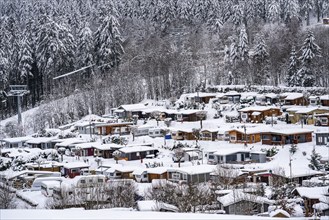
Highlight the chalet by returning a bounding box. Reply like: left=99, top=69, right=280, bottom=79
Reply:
left=75, top=142, right=95, bottom=157
left=167, top=165, right=215, bottom=184
left=282, top=92, right=307, bottom=106
left=227, top=127, right=262, bottom=144
left=147, top=167, right=168, bottom=183
left=115, top=103, right=148, bottom=119
left=212, top=148, right=251, bottom=164
left=117, top=145, right=159, bottom=161
left=261, top=128, right=313, bottom=145
left=95, top=122, right=133, bottom=136
left=217, top=189, right=274, bottom=215
left=320, top=95, right=329, bottom=106
left=176, top=110, right=207, bottom=122
left=62, top=162, right=89, bottom=178
left=26, top=161, right=63, bottom=172
left=200, top=129, right=218, bottom=141
left=54, top=138, right=86, bottom=154
left=93, top=143, right=123, bottom=158
left=170, top=129, right=196, bottom=141
left=315, top=113, right=329, bottom=126
left=293, top=186, right=329, bottom=216
left=106, top=165, right=135, bottom=179
left=2, top=136, right=32, bottom=148
left=239, top=106, right=281, bottom=123
left=315, top=131, right=329, bottom=146
left=25, top=137, right=57, bottom=149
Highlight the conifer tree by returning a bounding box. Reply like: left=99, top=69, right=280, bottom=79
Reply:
left=308, top=149, right=323, bottom=170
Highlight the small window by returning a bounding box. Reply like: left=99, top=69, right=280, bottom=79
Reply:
left=98, top=179, right=104, bottom=183
left=80, top=180, right=86, bottom=184
left=136, top=152, right=140, bottom=156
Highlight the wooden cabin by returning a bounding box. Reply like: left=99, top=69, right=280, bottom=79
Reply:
left=147, top=167, right=168, bottom=183
left=2, top=136, right=31, bottom=148
left=115, top=104, right=148, bottom=119
left=320, top=95, right=329, bottom=106
left=200, top=129, right=218, bottom=141
left=294, top=107, right=329, bottom=125
left=176, top=110, right=207, bottom=122
left=323, top=18, right=329, bottom=25
left=167, top=165, right=215, bottom=184
left=239, top=106, right=281, bottom=123
left=26, top=137, right=57, bottom=149
left=228, top=127, right=262, bottom=144
left=261, top=129, right=313, bottom=145
left=93, top=143, right=123, bottom=158
left=282, top=93, right=307, bottom=106
left=170, top=129, right=196, bottom=141
left=62, top=162, right=89, bottom=178
left=75, top=143, right=95, bottom=157
left=117, top=146, right=159, bottom=161
left=95, top=122, right=133, bottom=136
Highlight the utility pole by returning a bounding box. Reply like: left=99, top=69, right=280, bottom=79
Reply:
left=7, top=85, right=29, bottom=130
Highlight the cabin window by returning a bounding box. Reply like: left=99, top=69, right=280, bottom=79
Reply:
left=136, top=152, right=140, bottom=157
left=230, top=136, right=236, bottom=141
left=80, top=180, right=86, bottom=184
left=182, top=174, right=187, bottom=180
left=172, top=173, right=180, bottom=179
left=321, top=118, right=328, bottom=124
left=208, top=154, right=214, bottom=160
left=89, top=179, right=93, bottom=183
left=71, top=169, right=78, bottom=173
left=98, top=179, right=104, bottom=183
left=318, top=137, right=323, bottom=143
left=117, top=173, right=121, bottom=176
left=262, top=135, right=270, bottom=140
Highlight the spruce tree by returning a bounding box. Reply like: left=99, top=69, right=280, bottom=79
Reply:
left=94, top=15, right=124, bottom=71
left=286, top=46, right=299, bottom=87
left=252, top=34, right=269, bottom=85
left=298, top=30, right=321, bottom=87
left=308, top=149, right=323, bottom=170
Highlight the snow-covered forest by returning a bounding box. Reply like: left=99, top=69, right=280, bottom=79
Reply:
left=0, top=0, right=329, bottom=121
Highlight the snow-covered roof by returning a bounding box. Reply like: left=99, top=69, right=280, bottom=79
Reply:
left=295, top=106, right=324, bottom=114
left=228, top=126, right=264, bottom=135
left=119, top=146, right=157, bottom=154
left=92, top=143, right=122, bottom=151
left=213, top=148, right=250, bottom=156
left=218, top=189, right=274, bottom=207
left=63, top=162, right=89, bottom=169
left=168, top=165, right=216, bottom=175
left=2, top=136, right=32, bottom=143
left=294, top=186, right=328, bottom=199
left=224, top=91, right=240, bottom=96
left=265, top=93, right=279, bottom=99
left=239, top=106, right=279, bottom=112
left=283, top=92, right=304, bottom=100
left=147, top=167, right=168, bottom=175
left=26, top=137, right=58, bottom=144
left=269, top=209, right=290, bottom=218
left=119, top=104, right=148, bottom=111
left=55, top=138, right=86, bottom=147
left=262, top=128, right=313, bottom=135
left=320, top=94, right=329, bottom=101
left=75, top=142, right=95, bottom=149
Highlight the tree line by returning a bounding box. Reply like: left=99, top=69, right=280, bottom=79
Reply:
left=0, top=0, right=328, bottom=121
